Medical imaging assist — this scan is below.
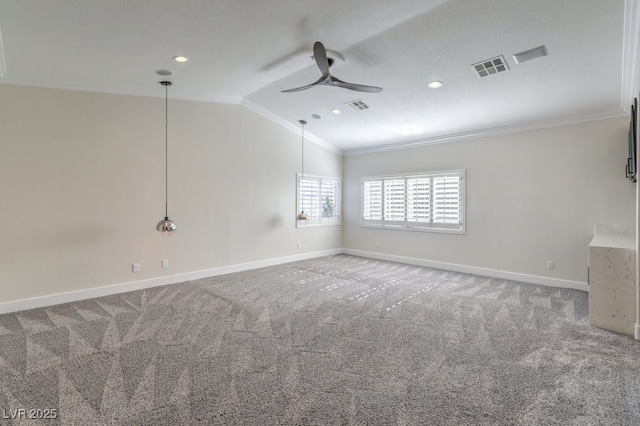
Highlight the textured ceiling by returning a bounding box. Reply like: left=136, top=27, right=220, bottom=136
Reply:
left=0, top=0, right=637, bottom=153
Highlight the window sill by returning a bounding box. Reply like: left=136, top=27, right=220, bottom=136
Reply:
left=360, top=223, right=465, bottom=235
left=297, top=221, right=342, bottom=229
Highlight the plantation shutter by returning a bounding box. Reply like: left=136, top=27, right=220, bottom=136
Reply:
left=406, top=176, right=431, bottom=227
left=361, top=170, right=464, bottom=233
left=433, top=174, right=461, bottom=228
left=321, top=179, right=339, bottom=218
left=363, top=180, right=383, bottom=222
left=383, top=178, right=406, bottom=225
left=298, top=174, right=341, bottom=226
left=299, top=176, right=321, bottom=219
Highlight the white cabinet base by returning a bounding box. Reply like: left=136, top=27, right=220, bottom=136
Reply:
left=588, top=225, right=636, bottom=337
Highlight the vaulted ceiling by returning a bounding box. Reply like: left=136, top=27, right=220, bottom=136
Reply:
left=0, top=0, right=636, bottom=153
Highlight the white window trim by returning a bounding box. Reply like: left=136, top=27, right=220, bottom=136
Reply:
left=296, top=173, right=342, bottom=228
left=360, top=169, right=465, bottom=234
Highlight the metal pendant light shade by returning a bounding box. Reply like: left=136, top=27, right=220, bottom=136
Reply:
left=156, top=80, right=177, bottom=233
left=297, top=120, right=308, bottom=222
left=156, top=217, right=177, bottom=232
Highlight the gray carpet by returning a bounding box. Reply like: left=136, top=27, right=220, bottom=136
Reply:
left=1, top=254, right=639, bottom=425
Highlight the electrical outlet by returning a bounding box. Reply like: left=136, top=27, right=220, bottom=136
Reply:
left=132, top=263, right=141, bottom=273
left=297, top=242, right=302, bottom=249
left=546, top=261, right=554, bottom=270
left=162, top=259, right=169, bottom=268
left=375, top=241, right=380, bottom=248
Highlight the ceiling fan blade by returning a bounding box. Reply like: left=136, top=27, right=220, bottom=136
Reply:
left=281, top=42, right=383, bottom=94
left=331, top=76, right=383, bottom=93
left=313, top=41, right=330, bottom=78
left=281, top=75, right=327, bottom=93
left=281, top=83, right=318, bottom=93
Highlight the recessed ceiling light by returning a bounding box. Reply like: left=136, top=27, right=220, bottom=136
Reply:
left=155, top=69, right=173, bottom=76
left=331, top=109, right=341, bottom=114
left=173, top=56, right=188, bottom=63
left=311, top=114, right=322, bottom=119
left=428, top=80, right=443, bottom=89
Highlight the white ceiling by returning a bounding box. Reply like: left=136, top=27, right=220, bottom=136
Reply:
left=0, top=0, right=637, bottom=154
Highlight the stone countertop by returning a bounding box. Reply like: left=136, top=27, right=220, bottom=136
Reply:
left=589, top=233, right=636, bottom=250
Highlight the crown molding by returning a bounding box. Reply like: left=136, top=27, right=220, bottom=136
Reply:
left=240, top=98, right=343, bottom=155
left=343, top=110, right=628, bottom=157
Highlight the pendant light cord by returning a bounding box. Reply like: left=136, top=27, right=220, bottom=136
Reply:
left=301, top=121, right=305, bottom=178
left=299, top=120, right=306, bottom=214
left=155, top=80, right=175, bottom=232
left=164, top=82, right=169, bottom=218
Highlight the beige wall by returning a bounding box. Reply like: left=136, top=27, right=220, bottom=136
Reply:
left=343, top=118, right=635, bottom=284
left=2, top=83, right=634, bottom=305
left=0, top=84, right=342, bottom=303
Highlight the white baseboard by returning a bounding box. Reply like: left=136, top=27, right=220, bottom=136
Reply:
left=0, top=247, right=590, bottom=315
left=342, top=249, right=589, bottom=292
left=0, top=249, right=342, bottom=315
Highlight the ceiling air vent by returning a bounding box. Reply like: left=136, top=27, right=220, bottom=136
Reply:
left=513, top=45, right=547, bottom=64
left=345, top=99, right=370, bottom=111
left=471, top=56, right=509, bottom=78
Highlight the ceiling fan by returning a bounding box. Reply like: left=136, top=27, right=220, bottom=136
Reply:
left=281, top=42, right=383, bottom=93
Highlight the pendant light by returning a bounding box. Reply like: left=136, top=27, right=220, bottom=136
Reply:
left=296, top=119, right=309, bottom=221
left=156, top=80, right=177, bottom=232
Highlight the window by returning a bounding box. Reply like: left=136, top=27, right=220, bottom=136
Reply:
left=297, top=174, right=341, bottom=227
left=361, top=170, right=465, bottom=234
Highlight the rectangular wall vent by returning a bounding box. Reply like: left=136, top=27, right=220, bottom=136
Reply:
left=471, top=56, right=509, bottom=78
left=346, top=99, right=370, bottom=111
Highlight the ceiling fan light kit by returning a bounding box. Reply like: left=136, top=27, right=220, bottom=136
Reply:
left=282, top=42, right=383, bottom=93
